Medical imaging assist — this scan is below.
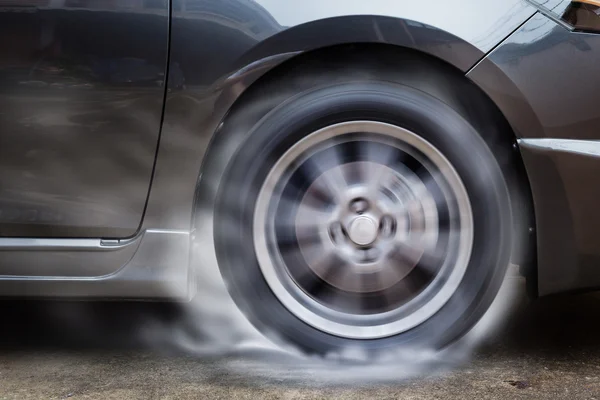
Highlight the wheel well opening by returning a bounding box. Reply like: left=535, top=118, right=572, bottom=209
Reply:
left=203, top=42, right=537, bottom=293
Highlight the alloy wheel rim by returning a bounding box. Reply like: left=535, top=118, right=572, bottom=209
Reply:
left=253, top=121, right=473, bottom=339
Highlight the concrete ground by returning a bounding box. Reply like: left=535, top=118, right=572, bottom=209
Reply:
left=1, top=276, right=600, bottom=399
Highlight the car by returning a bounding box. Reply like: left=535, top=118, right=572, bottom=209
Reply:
left=0, top=0, right=599, bottom=354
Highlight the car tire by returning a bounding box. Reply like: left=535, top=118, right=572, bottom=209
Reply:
left=214, top=80, right=512, bottom=355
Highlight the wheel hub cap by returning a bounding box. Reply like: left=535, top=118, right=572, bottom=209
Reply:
left=348, top=216, right=378, bottom=246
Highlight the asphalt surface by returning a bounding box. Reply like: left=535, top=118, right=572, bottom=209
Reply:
left=1, top=275, right=600, bottom=399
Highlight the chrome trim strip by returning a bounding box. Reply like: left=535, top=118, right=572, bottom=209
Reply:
left=518, top=138, right=600, bottom=157
left=0, top=229, right=189, bottom=251
left=0, top=237, right=111, bottom=251
left=145, top=229, right=189, bottom=235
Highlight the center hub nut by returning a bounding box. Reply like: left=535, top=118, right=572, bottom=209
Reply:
left=348, top=216, right=378, bottom=246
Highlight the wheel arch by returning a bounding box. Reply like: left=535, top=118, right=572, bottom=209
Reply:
left=231, top=14, right=485, bottom=73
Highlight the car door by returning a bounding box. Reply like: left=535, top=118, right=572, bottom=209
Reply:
left=0, top=0, right=169, bottom=238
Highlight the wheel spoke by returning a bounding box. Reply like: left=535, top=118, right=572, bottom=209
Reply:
left=364, top=142, right=398, bottom=192
left=406, top=189, right=442, bottom=217
left=310, top=168, right=347, bottom=205
left=321, top=145, right=350, bottom=199
left=377, top=258, right=410, bottom=287
left=276, top=225, right=321, bottom=253
left=276, top=187, right=331, bottom=216
left=296, top=202, right=332, bottom=229
left=297, top=145, right=351, bottom=204
left=327, top=262, right=358, bottom=292
left=299, top=251, right=344, bottom=297
left=388, top=243, right=438, bottom=294
left=366, top=163, right=394, bottom=195
left=288, top=160, right=336, bottom=208
left=375, top=270, right=400, bottom=307
left=321, top=267, right=363, bottom=308
left=391, top=239, right=444, bottom=277
left=337, top=140, right=365, bottom=185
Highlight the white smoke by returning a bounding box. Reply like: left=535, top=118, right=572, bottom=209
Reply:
left=138, top=208, right=520, bottom=385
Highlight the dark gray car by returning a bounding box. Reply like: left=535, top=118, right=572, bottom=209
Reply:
left=0, top=0, right=598, bottom=353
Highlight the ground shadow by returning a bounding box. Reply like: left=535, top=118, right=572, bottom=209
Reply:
left=1, top=284, right=600, bottom=357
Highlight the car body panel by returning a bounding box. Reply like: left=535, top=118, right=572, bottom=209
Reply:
left=147, top=0, right=536, bottom=236
left=11, top=0, right=600, bottom=300
left=468, top=12, right=600, bottom=295
left=0, top=0, right=169, bottom=238
left=0, top=0, right=538, bottom=298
